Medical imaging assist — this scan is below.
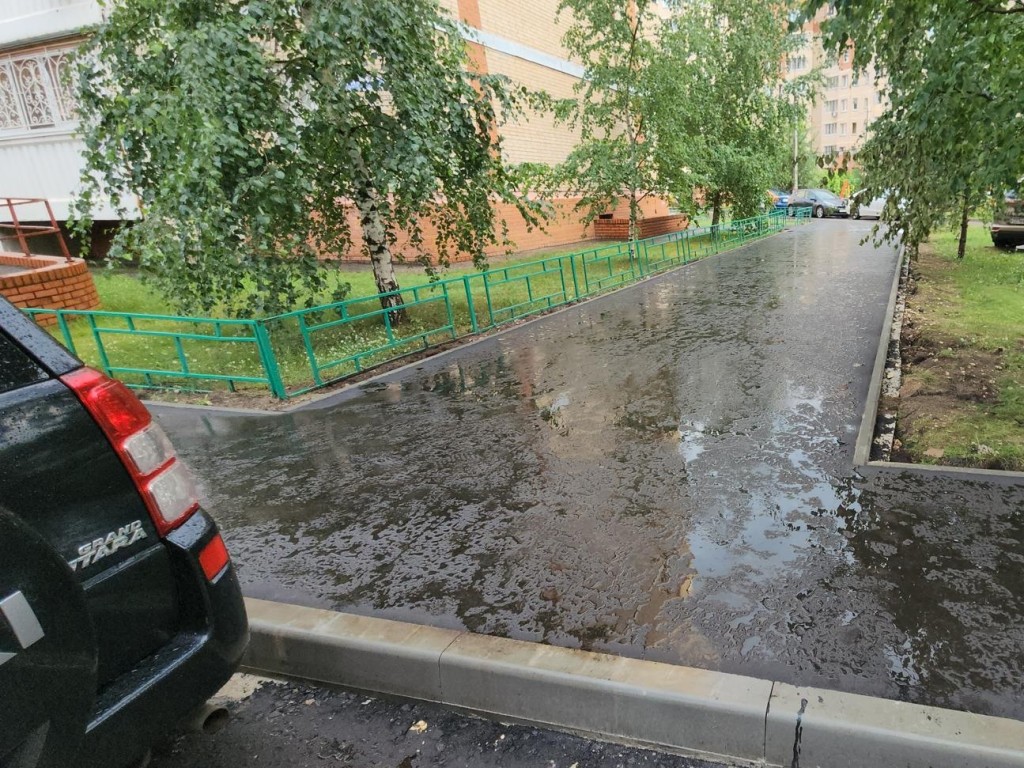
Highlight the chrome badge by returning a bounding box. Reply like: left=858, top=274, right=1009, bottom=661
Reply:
left=69, top=520, right=147, bottom=571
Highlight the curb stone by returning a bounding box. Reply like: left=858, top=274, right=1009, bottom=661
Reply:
left=241, top=598, right=1024, bottom=768
left=871, top=250, right=909, bottom=462
left=853, top=245, right=905, bottom=467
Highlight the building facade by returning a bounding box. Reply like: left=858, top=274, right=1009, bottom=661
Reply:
left=0, top=0, right=130, bottom=226
left=785, top=7, right=888, bottom=161
left=0, top=0, right=676, bottom=261
left=408, top=0, right=673, bottom=258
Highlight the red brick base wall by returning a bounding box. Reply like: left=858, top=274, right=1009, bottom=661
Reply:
left=323, top=196, right=674, bottom=264
left=0, top=254, right=100, bottom=325
left=593, top=214, right=689, bottom=241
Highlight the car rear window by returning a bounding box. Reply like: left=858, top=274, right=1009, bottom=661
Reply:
left=0, top=331, right=48, bottom=394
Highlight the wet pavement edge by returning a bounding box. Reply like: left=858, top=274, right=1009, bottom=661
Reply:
left=852, top=245, right=904, bottom=467
left=242, top=598, right=1024, bottom=768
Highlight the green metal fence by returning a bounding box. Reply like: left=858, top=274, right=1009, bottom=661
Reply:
left=24, top=209, right=808, bottom=399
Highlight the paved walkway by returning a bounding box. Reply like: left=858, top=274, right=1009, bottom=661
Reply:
left=156, top=220, right=1024, bottom=720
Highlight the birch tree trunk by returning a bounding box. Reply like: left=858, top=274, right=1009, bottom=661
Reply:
left=356, top=186, right=407, bottom=324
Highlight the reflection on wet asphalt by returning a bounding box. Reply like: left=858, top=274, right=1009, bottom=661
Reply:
left=156, top=221, right=1024, bottom=719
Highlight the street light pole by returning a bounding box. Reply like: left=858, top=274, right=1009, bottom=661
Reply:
left=792, top=120, right=799, bottom=193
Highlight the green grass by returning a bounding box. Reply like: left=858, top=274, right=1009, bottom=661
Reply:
left=900, top=224, right=1024, bottom=469
left=43, top=218, right=778, bottom=398
left=925, top=227, right=1024, bottom=346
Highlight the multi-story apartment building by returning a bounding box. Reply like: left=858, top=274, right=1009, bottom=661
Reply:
left=0, top=0, right=676, bottom=260
left=0, top=1, right=127, bottom=227
left=785, top=7, right=888, bottom=161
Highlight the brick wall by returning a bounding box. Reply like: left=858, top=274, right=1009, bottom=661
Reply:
left=593, top=214, right=689, bottom=241
left=0, top=253, right=100, bottom=325
left=489, top=52, right=581, bottom=166
left=478, top=0, right=573, bottom=60
left=326, top=195, right=672, bottom=264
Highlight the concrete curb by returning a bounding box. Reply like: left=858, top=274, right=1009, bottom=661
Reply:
left=242, top=598, right=1024, bottom=768
left=852, top=246, right=905, bottom=467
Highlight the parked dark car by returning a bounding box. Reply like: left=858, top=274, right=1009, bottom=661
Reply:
left=0, top=297, right=248, bottom=768
left=991, top=192, right=1024, bottom=248
left=786, top=188, right=849, bottom=219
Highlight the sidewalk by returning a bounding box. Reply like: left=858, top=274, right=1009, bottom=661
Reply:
left=155, top=220, right=1024, bottom=721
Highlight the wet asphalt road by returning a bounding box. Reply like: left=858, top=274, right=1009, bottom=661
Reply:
left=150, top=676, right=721, bottom=768
left=155, top=220, right=1024, bottom=719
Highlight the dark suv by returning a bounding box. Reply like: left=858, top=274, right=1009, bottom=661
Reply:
left=0, top=297, right=248, bottom=768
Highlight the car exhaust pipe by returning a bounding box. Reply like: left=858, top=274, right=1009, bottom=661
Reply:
left=185, top=701, right=230, bottom=734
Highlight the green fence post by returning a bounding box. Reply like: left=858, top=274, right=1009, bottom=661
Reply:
left=54, top=311, right=76, bottom=355
left=462, top=275, right=478, bottom=334
left=87, top=314, right=114, bottom=377
left=296, top=314, right=322, bottom=387
left=556, top=257, right=568, bottom=305
left=568, top=253, right=581, bottom=300
left=482, top=272, right=496, bottom=328
left=443, top=284, right=457, bottom=340
left=254, top=320, right=287, bottom=399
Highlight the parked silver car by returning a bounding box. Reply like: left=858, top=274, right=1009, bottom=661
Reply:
left=851, top=190, right=888, bottom=220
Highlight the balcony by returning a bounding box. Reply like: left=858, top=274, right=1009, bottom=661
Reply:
left=0, top=1, right=103, bottom=50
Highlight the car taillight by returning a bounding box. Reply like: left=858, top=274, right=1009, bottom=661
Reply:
left=62, top=368, right=200, bottom=536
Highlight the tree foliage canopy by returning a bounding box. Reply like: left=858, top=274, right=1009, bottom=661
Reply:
left=804, top=0, right=1024, bottom=252
left=553, top=0, right=666, bottom=239
left=552, top=0, right=807, bottom=231
left=74, top=0, right=538, bottom=316
left=654, top=0, right=810, bottom=223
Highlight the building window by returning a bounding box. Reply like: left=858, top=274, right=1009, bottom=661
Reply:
left=841, top=74, right=848, bottom=88
left=840, top=124, right=847, bottom=135
left=824, top=144, right=837, bottom=155
left=843, top=50, right=850, bottom=63
left=852, top=122, right=858, bottom=134
left=827, top=75, right=839, bottom=89
left=841, top=99, right=847, bottom=112
left=824, top=123, right=837, bottom=135
left=0, top=46, right=78, bottom=135
left=853, top=97, right=858, bottom=111
left=851, top=72, right=860, bottom=86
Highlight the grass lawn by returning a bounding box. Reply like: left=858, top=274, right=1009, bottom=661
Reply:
left=895, top=224, right=1024, bottom=470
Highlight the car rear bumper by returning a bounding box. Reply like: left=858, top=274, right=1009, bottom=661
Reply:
left=991, top=223, right=1024, bottom=246
left=80, top=510, right=248, bottom=768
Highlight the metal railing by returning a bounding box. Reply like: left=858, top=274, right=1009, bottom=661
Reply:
left=1, top=197, right=73, bottom=261
left=23, top=209, right=808, bottom=399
